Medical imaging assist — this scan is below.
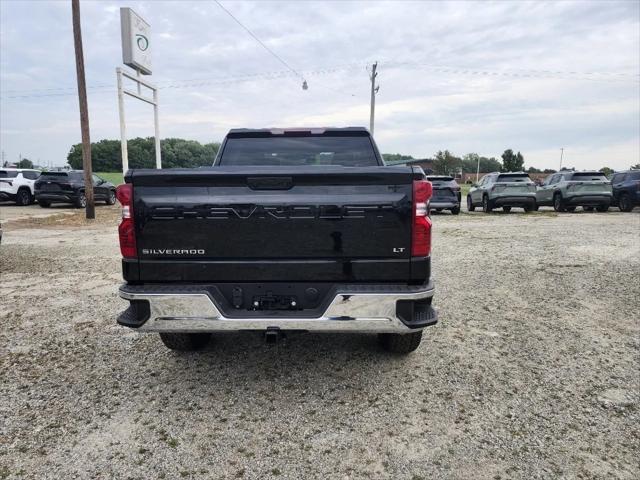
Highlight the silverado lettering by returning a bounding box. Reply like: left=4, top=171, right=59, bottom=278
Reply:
left=141, top=249, right=206, bottom=255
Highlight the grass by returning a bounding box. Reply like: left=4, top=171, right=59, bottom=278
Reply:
left=95, top=172, right=124, bottom=185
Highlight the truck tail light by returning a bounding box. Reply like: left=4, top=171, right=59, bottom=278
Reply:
left=116, top=184, right=136, bottom=258
left=412, top=179, right=433, bottom=256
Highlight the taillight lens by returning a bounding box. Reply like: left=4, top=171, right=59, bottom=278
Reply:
left=412, top=180, right=433, bottom=256
left=116, top=184, right=136, bottom=258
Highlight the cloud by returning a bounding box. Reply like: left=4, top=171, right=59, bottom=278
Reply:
left=0, top=0, right=638, bottom=171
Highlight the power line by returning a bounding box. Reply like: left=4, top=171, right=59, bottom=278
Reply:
left=213, top=0, right=305, bottom=82
left=2, top=60, right=637, bottom=100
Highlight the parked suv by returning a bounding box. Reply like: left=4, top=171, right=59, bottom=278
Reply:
left=536, top=171, right=612, bottom=212
left=427, top=175, right=460, bottom=214
left=35, top=171, right=116, bottom=208
left=611, top=170, right=640, bottom=212
left=0, top=168, right=40, bottom=205
left=467, top=172, right=536, bottom=213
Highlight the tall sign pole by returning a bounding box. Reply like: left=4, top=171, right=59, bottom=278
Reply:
left=71, top=0, right=95, bottom=219
left=369, top=62, right=379, bottom=135
left=118, top=7, right=160, bottom=176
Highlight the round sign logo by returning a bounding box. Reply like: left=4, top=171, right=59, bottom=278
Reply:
left=136, top=34, right=149, bottom=51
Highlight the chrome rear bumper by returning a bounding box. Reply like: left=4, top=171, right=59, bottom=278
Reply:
left=118, top=283, right=436, bottom=334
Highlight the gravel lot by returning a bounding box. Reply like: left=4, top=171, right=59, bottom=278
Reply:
left=1, top=205, right=638, bottom=479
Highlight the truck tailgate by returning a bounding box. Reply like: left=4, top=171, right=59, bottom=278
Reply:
left=129, top=166, right=417, bottom=283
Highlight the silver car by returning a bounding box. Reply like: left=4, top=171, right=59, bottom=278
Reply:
left=467, top=172, right=537, bottom=213
left=536, top=171, right=612, bottom=212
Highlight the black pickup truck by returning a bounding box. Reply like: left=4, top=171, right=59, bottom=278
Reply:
left=116, top=127, right=437, bottom=354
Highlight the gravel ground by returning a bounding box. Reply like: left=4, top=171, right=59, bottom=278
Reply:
left=1, top=206, right=638, bottom=479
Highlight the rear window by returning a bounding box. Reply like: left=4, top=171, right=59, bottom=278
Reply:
left=628, top=171, right=640, bottom=180
left=496, top=174, right=531, bottom=183
left=427, top=176, right=454, bottom=182
left=218, top=136, right=379, bottom=167
left=571, top=172, right=607, bottom=181
left=39, top=172, right=69, bottom=181
left=0, top=170, right=18, bottom=178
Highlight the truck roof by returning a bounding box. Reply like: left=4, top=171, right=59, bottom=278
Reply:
left=227, top=127, right=370, bottom=137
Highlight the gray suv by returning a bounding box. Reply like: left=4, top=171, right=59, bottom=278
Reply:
left=467, top=172, right=536, bottom=213
left=536, top=171, right=612, bottom=212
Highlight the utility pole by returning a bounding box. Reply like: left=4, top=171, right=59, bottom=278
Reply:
left=71, top=0, right=95, bottom=219
left=369, top=62, right=379, bottom=135
left=559, top=147, right=564, bottom=171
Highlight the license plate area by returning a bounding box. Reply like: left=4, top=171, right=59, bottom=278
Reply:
left=213, top=283, right=334, bottom=317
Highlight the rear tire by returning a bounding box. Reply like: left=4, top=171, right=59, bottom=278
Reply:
left=503, top=206, right=511, bottom=213
left=378, top=331, right=422, bottom=354
left=467, top=196, right=475, bottom=212
left=16, top=188, right=32, bottom=206
left=106, top=190, right=116, bottom=205
left=566, top=206, right=576, bottom=212
left=451, top=205, right=460, bottom=215
left=583, top=206, right=594, bottom=212
left=74, top=191, right=87, bottom=208
left=618, top=194, right=633, bottom=212
left=596, top=203, right=609, bottom=212
left=482, top=195, right=492, bottom=213
left=159, top=332, right=211, bottom=351
left=553, top=193, right=566, bottom=212
left=38, top=200, right=51, bottom=208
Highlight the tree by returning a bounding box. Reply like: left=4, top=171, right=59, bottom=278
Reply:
left=599, top=166, right=614, bottom=177
left=501, top=149, right=524, bottom=172
left=461, top=153, right=502, bottom=174
left=543, top=168, right=557, bottom=174
left=67, top=137, right=221, bottom=171
left=527, top=166, right=542, bottom=173
left=382, top=153, right=414, bottom=163
left=17, top=158, right=34, bottom=169
left=432, top=150, right=462, bottom=175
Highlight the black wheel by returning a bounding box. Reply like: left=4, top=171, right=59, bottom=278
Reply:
left=159, top=332, right=211, bottom=351
left=106, top=190, right=116, bottom=205
left=503, top=206, right=511, bottom=213
left=74, top=191, right=87, bottom=208
left=553, top=193, right=565, bottom=212
left=583, top=206, right=594, bottom=212
left=482, top=195, right=492, bottom=213
left=38, top=200, right=51, bottom=208
left=378, top=331, right=423, bottom=354
left=467, top=196, right=475, bottom=212
left=451, top=205, right=460, bottom=215
left=16, top=188, right=32, bottom=206
left=523, top=204, right=533, bottom=212
left=533, top=202, right=539, bottom=211
left=618, top=194, right=633, bottom=212
left=566, top=206, right=576, bottom=212
left=596, top=203, right=609, bottom=212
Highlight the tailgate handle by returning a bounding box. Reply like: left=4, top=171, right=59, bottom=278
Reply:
left=247, top=176, right=293, bottom=190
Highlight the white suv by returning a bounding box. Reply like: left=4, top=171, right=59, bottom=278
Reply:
left=0, top=168, right=40, bottom=206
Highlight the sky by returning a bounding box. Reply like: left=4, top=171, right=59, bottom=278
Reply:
left=1, top=0, right=639, bottom=171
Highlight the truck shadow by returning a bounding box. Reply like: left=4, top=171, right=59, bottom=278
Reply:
left=142, top=331, right=418, bottom=394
